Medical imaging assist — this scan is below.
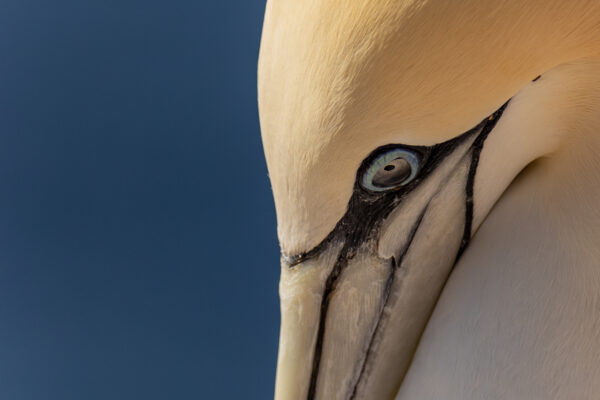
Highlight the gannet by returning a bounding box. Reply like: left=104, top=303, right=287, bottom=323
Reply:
left=257, top=1, right=600, bottom=399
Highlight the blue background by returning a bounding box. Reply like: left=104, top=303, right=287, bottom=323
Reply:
left=0, top=1, right=279, bottom=399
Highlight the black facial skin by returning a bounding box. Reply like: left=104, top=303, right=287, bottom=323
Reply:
left=284, top=102, right=509, bottom=268
left=282, top=101, right=509, bottom=400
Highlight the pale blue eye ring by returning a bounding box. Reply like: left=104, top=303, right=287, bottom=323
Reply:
left=360, top=148, right=420, bottom=192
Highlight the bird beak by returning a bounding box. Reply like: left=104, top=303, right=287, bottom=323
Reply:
left=274, top=134, right=481, bottom=400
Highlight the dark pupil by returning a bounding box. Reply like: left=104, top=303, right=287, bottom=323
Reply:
left=372, top=158, right=411, bottom=188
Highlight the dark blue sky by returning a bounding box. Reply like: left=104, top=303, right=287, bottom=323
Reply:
left=0, top=1, right=279, bottom=398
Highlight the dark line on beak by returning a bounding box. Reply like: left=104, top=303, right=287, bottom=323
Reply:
left=348, top=204, right=429, bottom=400
left=455, top=101, right=509, bottom=262
left=306, top=242, right=350, bottom=400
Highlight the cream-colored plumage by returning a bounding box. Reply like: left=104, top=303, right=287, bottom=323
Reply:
left=258, top=1, right=600, bottom=399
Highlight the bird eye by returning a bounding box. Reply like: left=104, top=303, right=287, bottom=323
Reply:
left=360, top=149, right=420, bottom=192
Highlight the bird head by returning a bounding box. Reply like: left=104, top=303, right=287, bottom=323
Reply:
left=258, top=1, right=600, bottom=399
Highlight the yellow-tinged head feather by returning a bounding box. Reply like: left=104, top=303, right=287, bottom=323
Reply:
left=258, top=0, right=600, bottom=254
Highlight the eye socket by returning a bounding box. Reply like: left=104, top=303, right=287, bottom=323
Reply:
left=360, top=148, right=420, bottom=192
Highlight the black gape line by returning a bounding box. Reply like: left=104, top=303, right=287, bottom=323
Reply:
left=456, top=102, right=509, bottom=262
left=285, top=101, right=509, bottom=400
